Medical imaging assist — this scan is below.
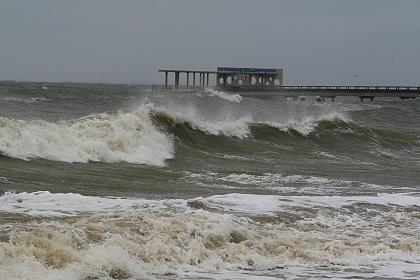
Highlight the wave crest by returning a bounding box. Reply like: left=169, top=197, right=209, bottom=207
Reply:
left=152, top=108, right=349, bottom=138
left=261, top=112, right=349, bottom=136
left=205, top=89, right=243, bottom=103
left=0, top=108, right=174, bottom=166
left=151, top=109, right=252, bottom=138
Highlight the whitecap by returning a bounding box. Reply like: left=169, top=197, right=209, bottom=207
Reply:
left=0, top=106, right=174, bottom=166
left=263, top=112, right=349, bottom=136
left=205, top=89, right=243, bottom=103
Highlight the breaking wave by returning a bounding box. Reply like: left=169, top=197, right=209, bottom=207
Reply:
left=205, top=89, right=243, bottom=103
left=151, top=109, right=348, bottom=138
left=150, top=104, right=419, bottom=148
left=0, top=107, right=174, bottom=166
left=0, top=99, right=418, bottom=165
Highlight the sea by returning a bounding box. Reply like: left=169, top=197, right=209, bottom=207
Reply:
left=0, top=82, right=419, bottom=280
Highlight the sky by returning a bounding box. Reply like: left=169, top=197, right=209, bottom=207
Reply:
left=0, top=0, right=419, bottom=85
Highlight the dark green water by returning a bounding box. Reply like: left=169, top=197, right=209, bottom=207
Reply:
left=0, top=82, right=419, bottom=279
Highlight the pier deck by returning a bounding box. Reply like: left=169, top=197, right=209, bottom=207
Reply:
left=217, top=85, right=420, bottom=99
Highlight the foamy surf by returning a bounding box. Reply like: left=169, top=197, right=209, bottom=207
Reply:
left=1, top=82, right=420, bottom=280
left=1, top=190, right=419, bottom=217
left=0, top=107, right=174, bottom=166
left=0, top=191, right=419, bottom=280
left=181, top=171, right=416, bottom=195
left=0, top=191, right=187, bottom=216
left=194, top=192, right=420, bottom=215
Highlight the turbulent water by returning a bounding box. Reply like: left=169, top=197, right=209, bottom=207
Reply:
left=0, top=82, right=419, bottom=280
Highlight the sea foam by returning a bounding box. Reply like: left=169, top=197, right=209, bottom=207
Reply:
left=0, top=191, right=186, bottom=216
left=0, top=191, right=419, bottom=280
left=1, top=190, right=419, bottom=217
left=195, top=192, right=420, bottom=215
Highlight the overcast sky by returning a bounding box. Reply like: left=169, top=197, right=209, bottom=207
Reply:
left=1, top=0, right=419, bottom=85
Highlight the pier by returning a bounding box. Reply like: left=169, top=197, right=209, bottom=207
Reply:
left=158, top=67, right=420, bottom=100
left=158, top=67, right=283, bottom=89
left=158, top=69, right=216, bottom=88
left=218, top=85, right=420, bottom=101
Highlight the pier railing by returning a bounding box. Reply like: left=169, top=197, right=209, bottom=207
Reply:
left=151, top=84, right=420, bottom=92
left=216, top=85, right=420, bottom=92
left=215, top=85, right=420, bottom=99
left=151, top=85, right=205, bottom=91
left=150, top=84, right=420, bottom=99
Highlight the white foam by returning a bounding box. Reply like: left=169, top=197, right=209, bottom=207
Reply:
left=146, top=94, right=351, bottom=138
left=182, top=263, right=420, bottom=280
left=206, top=89, right=243, bottom=103
left=0, top=191, right=186, bottom=216
left=0, top=191, right=419, bottom=279
left=189, top=117, right=251, bottom=138
left=194, top=172, right=352, bottom=187
left=374, top=261, right=420, bottom=279
left=316, top=151, right=342, bottom=160
left=2, top=191, right=417, bottom=218
left=261, top=262, right=420, bottom=280
left=182, top=270, right=282, bottom=280
left=218, top=173, right=328, bottom=186
left=263, top=112, right=349, bottom=136
left=0, top=106, right=174, bottom=166
left=155, top=105, right=252, bottom=138
left=0, top=96, right=51, bottom=103
left=216, top=153, right=250, bottom=161
left=198, top=193, right=420, bottom=215
left=154, top=106, right=349, bottom=139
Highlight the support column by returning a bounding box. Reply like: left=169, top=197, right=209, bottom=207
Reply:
left=206, top=73, right=209, bottom=87
left=199, top=73, right=203, bottom=87
left=256, top=75, right=261, bottom=86
left=175, top=72, right=180, bottom=89
left=164, top=72, right=168, bottom=87
left=186, top=73, right=189, bottom=87
left=193, top=73, right=196, bottom=87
